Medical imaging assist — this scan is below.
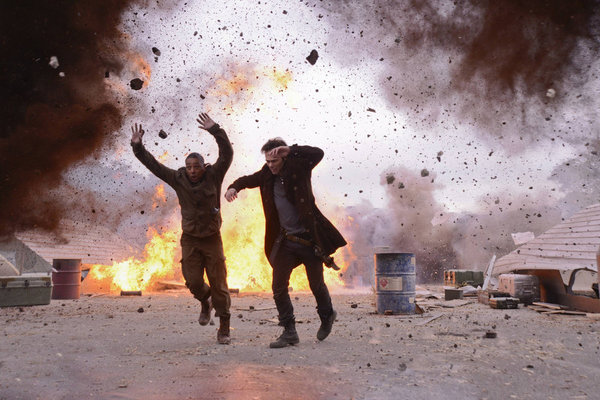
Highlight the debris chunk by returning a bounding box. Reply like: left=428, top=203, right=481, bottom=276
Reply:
left=420, top=169, right=429, bottom=177
left=49, top=56, right=59, bottom=69
left=130, top=78, right=144, bottom=90
left=306, top=49, right=319, bottom=65
left=158, top=129, right=168, bottom=139
left=121, top=290, right=142, bottom=296
left=152, top=47, right=161, bottom=56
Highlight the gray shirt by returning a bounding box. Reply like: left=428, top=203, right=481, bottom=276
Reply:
left=273, top=176, right=305, bottom=234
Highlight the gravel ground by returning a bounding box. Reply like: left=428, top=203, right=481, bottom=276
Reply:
left=1, top=287, right=599, bottom=400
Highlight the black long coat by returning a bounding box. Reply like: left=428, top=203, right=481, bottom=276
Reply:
left=228, top=145, right=346, bottom=263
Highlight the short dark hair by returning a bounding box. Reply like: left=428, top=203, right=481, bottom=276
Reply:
left=186, top=152, right=204, bottom=164
left=261, top=137, right=287, bottom=153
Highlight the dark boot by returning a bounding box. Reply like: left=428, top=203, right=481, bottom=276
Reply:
left=217, top=315, right=231, bottom=345
left=198, top=297, right=213, bottom=326
left=317, top=309, right=337, bottom=341
left=269, top=322, right=300, bottom=348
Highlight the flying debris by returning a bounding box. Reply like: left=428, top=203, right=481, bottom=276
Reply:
left=367, top=108, right=376, bottom=113
left=158, top=129, right=168, bottom=139
left=130, top=78, right=144, bottom=90
left=437, top=151, right=444, bottom=162
left=152, top=47, right=161, bottom=56
left=48, top=56, right=59, bottom=69
left=306, top=49, right=319, bottom=65
left=546, top=88, right=556, bottom=98
left=420, top=169, right=430, bottom=177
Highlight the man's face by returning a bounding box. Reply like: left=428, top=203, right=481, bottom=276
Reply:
left=265, top=154, right=284, bottom=175
left=185, top=157, right=205, bottom=182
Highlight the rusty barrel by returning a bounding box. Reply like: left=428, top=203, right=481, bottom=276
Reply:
left=375, top=251, right=416, bottom=314
left=51, top=259, right=82, bottom=300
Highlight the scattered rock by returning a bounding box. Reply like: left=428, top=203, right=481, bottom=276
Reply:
left=484, top=330, right=497, bottom=338
left=350, top=303, right=358, bottom=309
left=366, top=108, right=376, bottom=113
left=420, top=169, right=429, bottom=177
left=152, top=47, right=161, bottom=56
left=48, top=56, right=59, bottom=69
left=306, top=49, right=319, bottom=65
left=137, top=307, right=144, bottom=313
left=130, top=78, right=144, bottom=90
left=158, top=130, right=168, bottom=139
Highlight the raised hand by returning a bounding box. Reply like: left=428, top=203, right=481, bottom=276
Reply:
left=197, top=113, right=216, bottom=131
left=131, top=123, right=145, bottom=144
left=267, top=146, right=290, bottom=159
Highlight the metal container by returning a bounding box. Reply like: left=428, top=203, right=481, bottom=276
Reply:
left=444, top=269, right=484, bottom=287
left=374, top=251, right=416, bottom=314
left=51, top=259, right=81, bottom=300
left=497, top=274, right=540, bottom=305
left=0, top=273, right=52, bottom=307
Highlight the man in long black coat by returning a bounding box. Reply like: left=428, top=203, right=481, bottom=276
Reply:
left=225, top=138, right=346, bottom=348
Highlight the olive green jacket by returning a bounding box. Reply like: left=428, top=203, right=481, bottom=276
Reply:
left=131, top=124, right=233, bottom=238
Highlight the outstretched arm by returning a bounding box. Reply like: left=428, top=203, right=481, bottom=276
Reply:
left=197, top=113, right=233, bottom=180
left=130, top=123, right=177, bottom=186
left=225, top=170, right=263, bottom=202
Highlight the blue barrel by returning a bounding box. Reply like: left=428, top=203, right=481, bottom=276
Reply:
left=375, top=251, right=416, bottom=314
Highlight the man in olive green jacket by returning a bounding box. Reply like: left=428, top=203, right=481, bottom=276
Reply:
left=130, top=113, right=233, bottom=344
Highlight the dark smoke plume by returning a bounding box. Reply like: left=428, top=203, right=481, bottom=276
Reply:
left=0, top=1, right=146, bottom=236
left=323, top=0, right=600, bottom=144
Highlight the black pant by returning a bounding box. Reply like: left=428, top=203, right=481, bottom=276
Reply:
left=271, top=239, right=333, bottom=327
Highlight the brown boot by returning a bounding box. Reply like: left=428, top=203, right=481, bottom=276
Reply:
left=198, top=298, right=213, bottom=326
left=217, top=315, right=231, bottom=345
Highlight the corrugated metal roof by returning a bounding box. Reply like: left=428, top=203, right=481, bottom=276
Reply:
left=494, top=203, right=600, bottom=275
left=15, top=220, right=141, bottom=266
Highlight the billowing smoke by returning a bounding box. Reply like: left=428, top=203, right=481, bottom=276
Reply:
left=0, top=1, right=158, bottom=236
left=318, top=1, right=600, bottom=284
left=550, top=138, right=600, bottom=215
left=339, top=167, right=565, bottom=284
left=340, top=167, right=456, bottom=283
left=321, top=0, right=600, bottom=146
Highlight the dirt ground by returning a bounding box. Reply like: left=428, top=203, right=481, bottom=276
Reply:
left=1, top=286, right=599, bottom=400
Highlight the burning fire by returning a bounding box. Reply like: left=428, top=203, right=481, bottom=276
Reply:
left=85, top=188, right=347, bottom=293
left=87, top=226, right=180, bottom=292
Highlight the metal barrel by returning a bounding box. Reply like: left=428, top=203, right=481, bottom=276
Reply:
left=51, top=259, right=82, bottom=300
left=374, top=251, right=416, bottom=314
